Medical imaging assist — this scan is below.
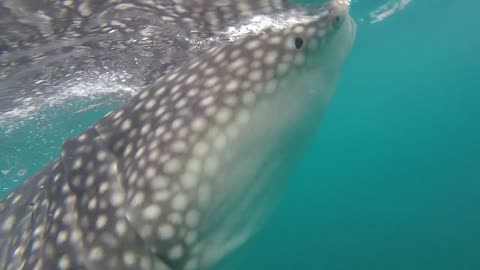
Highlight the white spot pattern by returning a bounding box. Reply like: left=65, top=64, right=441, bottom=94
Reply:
left=0, top=0, right=355, bottom=269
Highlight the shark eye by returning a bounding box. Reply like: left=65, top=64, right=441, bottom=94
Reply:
left=294, top=37, right=304, bottom=49
left=334, top=16, right=341, bottom=25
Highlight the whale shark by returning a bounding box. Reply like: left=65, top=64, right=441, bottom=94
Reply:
left=0, top=0, right=356, bottom=269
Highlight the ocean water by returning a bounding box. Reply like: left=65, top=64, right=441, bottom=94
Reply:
left=1, top=0, right=479, bottom=269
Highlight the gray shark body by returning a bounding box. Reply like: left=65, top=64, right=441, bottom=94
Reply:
left=0, top=0, right=356, bottom=269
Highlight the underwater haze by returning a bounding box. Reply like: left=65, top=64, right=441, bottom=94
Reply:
left=1, top=0, right=479, bottom=269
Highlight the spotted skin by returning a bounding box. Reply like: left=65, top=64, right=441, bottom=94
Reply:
left=0, top=0, right=290, bottom=113
left=0, top=0, right=356, bottom=269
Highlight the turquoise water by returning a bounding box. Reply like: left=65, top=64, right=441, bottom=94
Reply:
left=1, top=0, right=480, bottom=269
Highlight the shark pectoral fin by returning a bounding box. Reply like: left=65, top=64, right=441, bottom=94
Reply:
left=54, top=128, right=152, bottom=269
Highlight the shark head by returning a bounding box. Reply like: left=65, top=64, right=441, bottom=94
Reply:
left=0, top=1, right=355, bottom=270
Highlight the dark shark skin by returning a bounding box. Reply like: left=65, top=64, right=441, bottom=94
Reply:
left=0, top=0, right=356, bottom=269
left=0, top=0, right=290, bottom=114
